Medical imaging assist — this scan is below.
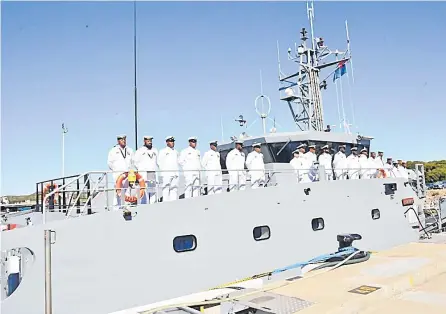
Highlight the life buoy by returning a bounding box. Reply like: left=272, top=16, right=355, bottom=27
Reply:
left=43, top=183, right=59, bottom=203
left=377, top=169, right=387, bottom=178
left=115, top=172, right=146, bottom=203
left=1, top=224, right=18, bottom=231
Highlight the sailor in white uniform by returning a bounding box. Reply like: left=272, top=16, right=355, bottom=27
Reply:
left=158, top=136, right=180, bottom=202
left=393, top=160, right=402, bottom=178
left=377, top=151, right=385, bottom=168
left=179, top=137, right=202, bottom=198
left=201, top=140, right=222, bottom=195
left=290, top=144, right=309, bottom=182
left=384, top=157, right=396, bottom=178
left=367, top=152, right=378, bottom=178
left=333, top=145, right=347, bottom=180
left=397, top=160, right=409, bottom=180
left=133, top=136, right=158, bottom=203
left=358, top=148, right=372, bottom=179
left=346, top=147, right=360, bottom=179
left=107, top=134, right=134, bottom=184
left=304, top=145, right=317, bottom=165
left=318, top=145, right=333, bottom=180
left=226, top=140, right=246, bottom=191
left=400, top=161, right=409, bottom=180
left=246, top=142, right=265, bottom=189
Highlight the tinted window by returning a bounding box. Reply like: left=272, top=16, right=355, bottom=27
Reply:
left=268, top=140, right=371, bottom=163
left=173, top=235, right=197, bottom=252
left=219, top=149, right=231, bottom=174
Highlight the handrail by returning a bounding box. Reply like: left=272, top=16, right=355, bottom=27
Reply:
left=42, top=172, right=92, bottom=224
left=41, top=167, right=412, bottom=224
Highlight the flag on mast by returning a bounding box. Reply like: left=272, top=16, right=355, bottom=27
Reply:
left=333, top=60, right=347, bottom=82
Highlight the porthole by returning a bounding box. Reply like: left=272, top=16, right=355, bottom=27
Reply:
left=173, top=235, right=197, bottom=252
left=253, top=226, right=270, bottom=241
left=371, top=209, right=380, bottom=220
left=311, top=218, right=324, bottom=231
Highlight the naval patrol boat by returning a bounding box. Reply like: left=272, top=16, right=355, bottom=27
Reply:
left=0, top=2, right=429, bottom=314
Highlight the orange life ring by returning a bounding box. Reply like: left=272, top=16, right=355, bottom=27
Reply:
left=43, top=183, right=59, bottom=203
left=115, top=172, right=146, bottom=202
left=377, top=169, right=387, bottom=178
left=2, top=224, right=18, bottom=231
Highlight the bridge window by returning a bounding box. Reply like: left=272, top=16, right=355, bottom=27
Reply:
left=268, top=141, right=371, bottom=163
left=173, top=235, right=197, bottom=252
left=253, top=226, right=270, bottom=241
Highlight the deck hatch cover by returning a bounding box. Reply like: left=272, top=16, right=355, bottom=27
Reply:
left=225, top=291, right=314, bottom=314
left=348, top=285, right=381, bottom=295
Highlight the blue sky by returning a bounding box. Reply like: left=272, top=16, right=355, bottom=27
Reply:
left=1, top=1, right=445, bottom=195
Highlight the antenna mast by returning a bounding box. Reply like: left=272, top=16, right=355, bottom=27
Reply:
left=133, top=0, right=138, bottom=149
left=278, top=0, right=350, bottom=132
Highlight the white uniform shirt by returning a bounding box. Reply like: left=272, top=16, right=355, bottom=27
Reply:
left=202, top=149, right=222, bottom=171
left=179, top=146, right=201, bottom=172
left=158, top=147, right=180, bottom=177
left=133, top=146, right=158, bottom=172
left=304, top=151, right=317, bottom=166
left=399, top=166, right=409, bottom=180
left=318, top=153, right=332, bottom=171
left=246, top=151, right=265, bottom=177
left=358, top=154, right=371, bottom=178
left=333, top=151, right=347, bottom=171
left=107, top=145, right=134, bottom=173
left=226, top=148, right=246, bottom=171
left=346, top=154, right=360, bottom=178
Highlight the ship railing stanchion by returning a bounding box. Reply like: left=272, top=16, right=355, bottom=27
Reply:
left=44, top=229, right=55, bottom=314
left=105, top=172, right=110, bottom=211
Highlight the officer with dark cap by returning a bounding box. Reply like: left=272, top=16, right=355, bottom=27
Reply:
left=107, top=134, right=134, bottom=183
left=202, top=140, right=223, bottom=195
left=226, top=140, right=246, bottom=191
left=158, top=136, right=180, bottom=201
left=133, top=136, right=158, bottom=203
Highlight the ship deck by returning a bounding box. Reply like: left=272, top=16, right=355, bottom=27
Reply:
left=119, top=234, right=446, bottom=314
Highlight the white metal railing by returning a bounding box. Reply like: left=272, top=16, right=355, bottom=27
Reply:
left=40, top=166, right=411, bottom=224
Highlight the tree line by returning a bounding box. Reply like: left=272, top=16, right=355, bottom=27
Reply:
left=407, top=160, right=446, bottom=183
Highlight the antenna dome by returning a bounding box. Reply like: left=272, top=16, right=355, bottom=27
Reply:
left=285, top=88, right=295, bottom=97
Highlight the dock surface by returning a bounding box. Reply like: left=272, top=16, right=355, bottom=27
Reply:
left=117, top=234, right=446, bottom=314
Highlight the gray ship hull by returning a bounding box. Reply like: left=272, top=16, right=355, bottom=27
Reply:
left=1, top=177, right=419, bottom=314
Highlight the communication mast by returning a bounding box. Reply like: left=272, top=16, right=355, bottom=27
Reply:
left=277, top=0, right=351, bottom=132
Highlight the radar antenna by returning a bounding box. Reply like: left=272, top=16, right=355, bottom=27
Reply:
left=278, top=0, right=351, bottom=132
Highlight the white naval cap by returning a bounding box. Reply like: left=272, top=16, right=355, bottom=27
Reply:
left=296, top=143, right=307, bottom=149
left=165, top=136, right=175, bottom=141
left=209, top=140, right=218, bottom=145
left=308, top=144, right=316, bottom=149
left=117, top=134, right=127, bottom=139
left=360, top=148, right=368, bottom=153
left=143, top=135, right=153, bottom=140
left=321, top=144, right=329, bottom=149
left=351, top=147, right=358, bottom=151
left=188, top=136, right=198, bottom=141
left=235, top=140, right=244, bottom=145
left=252, top=142, right=261, bottom=147
left=292, top=148, right=300, bottom=154
left=338, top=144, right=346, bottom=148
